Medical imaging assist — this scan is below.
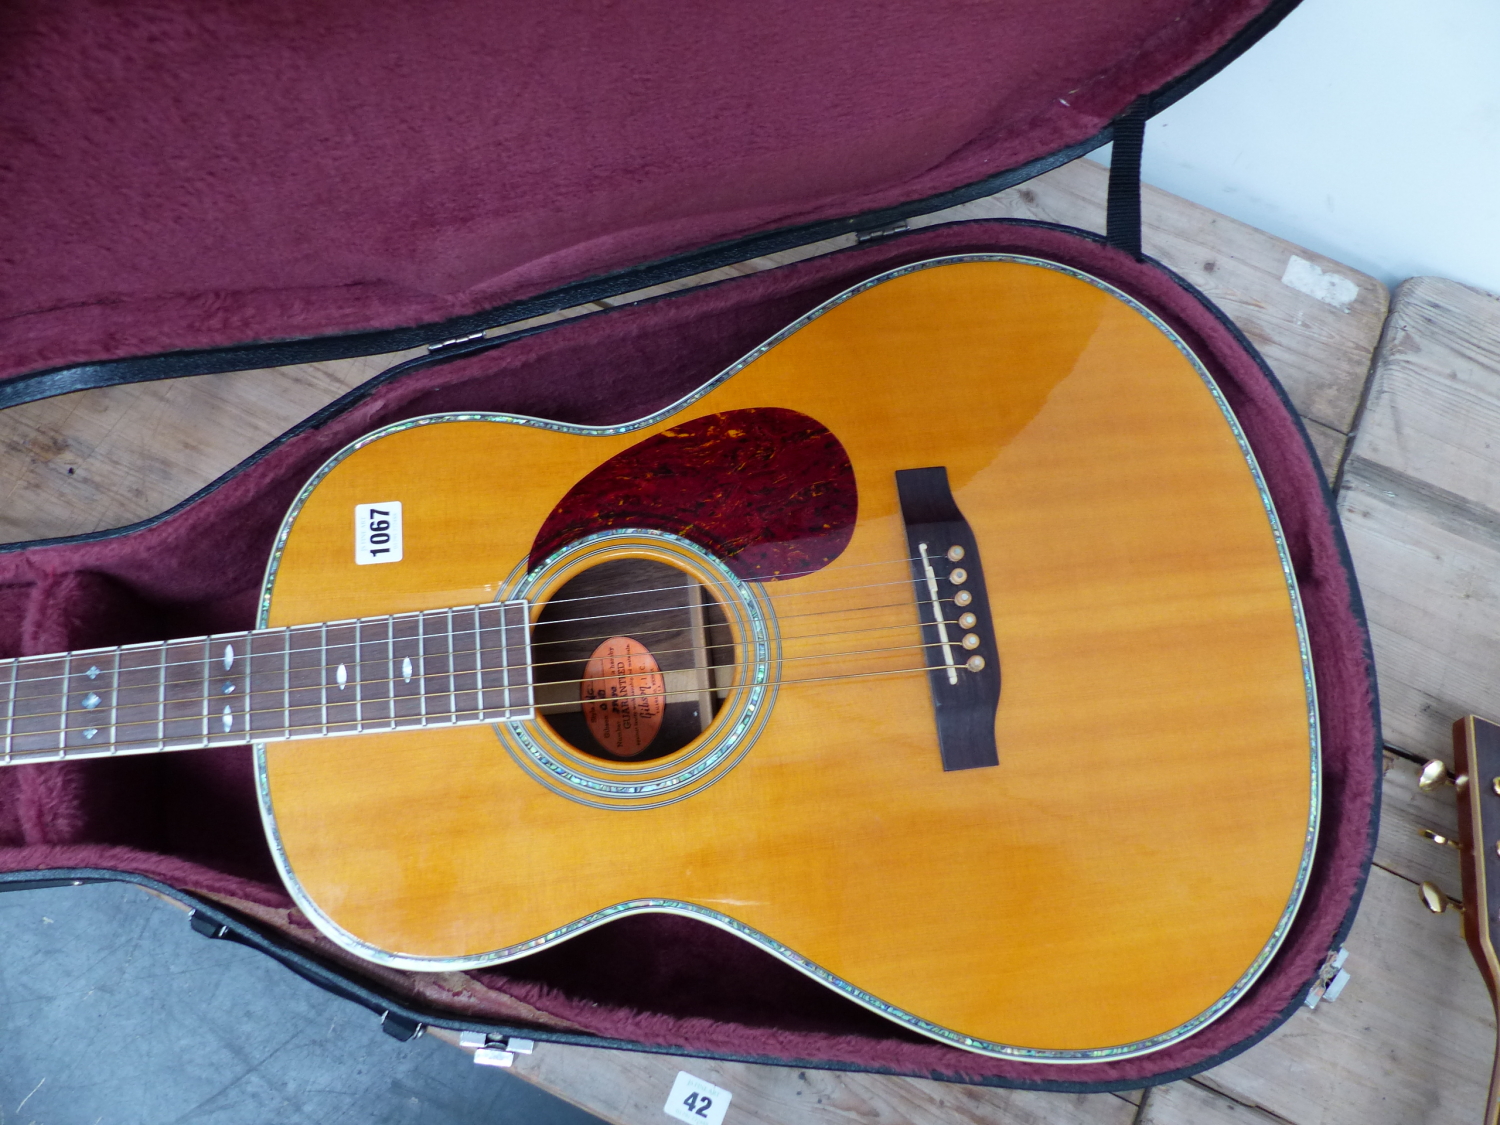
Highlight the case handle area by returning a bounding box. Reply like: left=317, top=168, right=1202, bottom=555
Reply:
left=1106, top=96, right=1151, bottom=261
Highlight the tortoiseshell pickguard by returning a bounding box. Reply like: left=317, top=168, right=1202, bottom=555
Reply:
left=529, top=407, right=856, bottom=581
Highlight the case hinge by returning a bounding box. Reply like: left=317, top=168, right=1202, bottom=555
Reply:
left=427, top=330, right=486, bottom=354
left=458, top=1030, right=536, bottom=1067
left=187, top=909, right=230, bottom=940
left=380, top=1011, right=426, bottom=1041
left=855, top=219, right=909, bottom=243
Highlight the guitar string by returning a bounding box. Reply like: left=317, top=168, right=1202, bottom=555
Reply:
left=527, top=596, right=923, bottom=651
left=523, top=616, right=930, bottom=670
left=0, top=662, right=946, bottom=762
left=0, top=547, right=962, bottom=677
left=0, top=608, right=954, bottom=716
left=495, top=575, right=923, bottom=637
left=8, top=629, right=970, bottom=730
left=0, top=534, right=981, bottom=727
left=5, top=632, right=977, bottom=738
left=497, top=547, right=957, bottom=611
left=0, top=590, right=966, bottom=704
left=0, top=602, right=932, bottom=710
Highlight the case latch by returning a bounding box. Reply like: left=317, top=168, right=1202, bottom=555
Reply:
left=458, top=1030, right=536, bottom=1067
left=1303, top=946, right=1350, bottom=1009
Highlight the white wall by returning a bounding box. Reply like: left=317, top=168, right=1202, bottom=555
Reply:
left=1104, top=0, right=1500, bottom=295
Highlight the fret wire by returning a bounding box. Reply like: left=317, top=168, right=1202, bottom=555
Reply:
left=499, top=601, right=510, bottom=723
left=156, top=641, right=167, bottom=751
left=58, top=651, right=73, bottom=754
left=108, top=645, right=121, bottom=754
left=471, top=605, right=484, bottom=721
left=417, top=610, right=428, bottom=727
left=3, top=659, right=17, bottom=764
left=446, top=607, right=457, bottom=723
left=282, top=626, right=292, bottom=740
left=238, top=637, right=250, bottom=734
left=198, top=639, right=210, bottom=743
left=319, top=621, right=329, bottom=736
left=353, top=617, right=364, bottom=734
left=385, top=614, right=396, bottom=731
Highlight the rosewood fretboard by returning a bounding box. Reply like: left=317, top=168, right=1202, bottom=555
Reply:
left=0, top=602, right=533, bottom=765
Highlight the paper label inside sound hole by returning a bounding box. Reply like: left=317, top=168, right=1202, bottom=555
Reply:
left=582, top=636, right=665, bottom=757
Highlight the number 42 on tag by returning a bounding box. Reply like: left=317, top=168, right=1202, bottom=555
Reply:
left=664, top=1071, right=731, bottom=1125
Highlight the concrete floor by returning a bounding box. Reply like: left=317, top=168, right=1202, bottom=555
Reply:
left=0, top=881, right=603, bottom=1125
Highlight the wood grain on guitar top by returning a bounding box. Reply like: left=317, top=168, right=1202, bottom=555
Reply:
left=259, top=260, right=1314, bottom=1056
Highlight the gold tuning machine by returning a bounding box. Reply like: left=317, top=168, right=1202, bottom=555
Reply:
left=1420, top=828, right=1461, bottom=849
left=1418, top=759, right=1469, bottom=793
left=1420, top=881, right=1462, bottom=914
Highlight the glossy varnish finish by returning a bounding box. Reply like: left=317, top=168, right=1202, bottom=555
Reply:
left=258, top=258, right=1315, bottom=1058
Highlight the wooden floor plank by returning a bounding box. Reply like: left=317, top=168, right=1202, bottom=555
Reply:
left=1339, top=448, right=1500, bottom=768
left=1140, top=1079, right=1292, bottom=1124
left=1337, top=277, right=1500, bottom=763
left=1196, top=865, right=1494, bottom=1125
left=0, top=351, right=413, bottom=543
left=433, top=1036, right=1138, bottom=1125
left=1349, top=278, right=1500, bottom=511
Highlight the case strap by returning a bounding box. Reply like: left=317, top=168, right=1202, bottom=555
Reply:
left=1106, top=97, right=1151, bottom=260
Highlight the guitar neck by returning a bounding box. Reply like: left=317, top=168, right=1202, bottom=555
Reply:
left=1454, top=716, right=1500, bottom=1125
left=0, top=602, right=534, bottom=765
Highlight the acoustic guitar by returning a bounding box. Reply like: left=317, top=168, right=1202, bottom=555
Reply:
left=0, top=256, right=1319, bottom=1062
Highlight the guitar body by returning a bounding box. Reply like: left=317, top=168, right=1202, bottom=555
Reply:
left=257, top=256, right=1317, bottom=1060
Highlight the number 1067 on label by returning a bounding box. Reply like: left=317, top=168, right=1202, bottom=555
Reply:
left=355, top=502, right=403, bottom=565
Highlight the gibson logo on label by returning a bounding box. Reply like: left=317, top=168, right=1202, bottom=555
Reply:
left=581, top=636, right=665, bottom=758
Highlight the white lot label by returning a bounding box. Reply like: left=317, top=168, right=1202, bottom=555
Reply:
left=354, top=502, right=403, bottom=565
left=664, top=1071, right=731, bottom=1125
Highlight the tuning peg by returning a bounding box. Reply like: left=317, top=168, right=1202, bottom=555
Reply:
left=1420, top=828, right=1462, bottom=850
left=1421, top=881, right=1463, bottom=914
left=1418, top=759, right=1469, bottom=793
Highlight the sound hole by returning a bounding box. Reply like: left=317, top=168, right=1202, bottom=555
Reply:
left=532, top=559, right=734, bottom=763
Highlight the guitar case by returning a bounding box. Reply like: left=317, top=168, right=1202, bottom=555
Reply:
left=0, top=0, right=1380, bottom=1091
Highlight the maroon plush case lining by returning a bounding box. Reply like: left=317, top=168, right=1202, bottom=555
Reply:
left=1, top=0, right=1284, bottom=387
left=0, top=220, right=1379, bottom=1087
